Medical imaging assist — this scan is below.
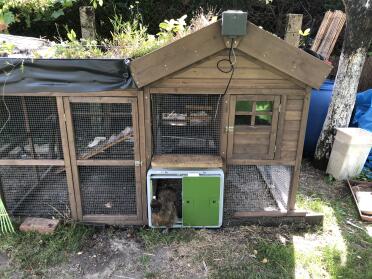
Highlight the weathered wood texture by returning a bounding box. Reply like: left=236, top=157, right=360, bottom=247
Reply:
left=284, top=14, right=303, bottom=47
left=131, top=21, right=332, bottom=89
left=79, top=6, right=96, bottom=40
left=151, top=155, right=223, bottom=168
left=311, top=10, right=346, bottom=60
left=152, top=50, right=303, bottom=91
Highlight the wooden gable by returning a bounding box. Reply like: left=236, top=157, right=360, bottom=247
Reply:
left=130, top=21, right=332, bottom=89
left=151, top=50, right=305, bottom=91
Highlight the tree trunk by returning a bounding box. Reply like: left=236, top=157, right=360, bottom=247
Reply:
left=314, top=0, right=372, bottom=169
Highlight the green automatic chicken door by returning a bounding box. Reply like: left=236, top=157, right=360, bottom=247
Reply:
left=147, top=169, right=224, bottom=228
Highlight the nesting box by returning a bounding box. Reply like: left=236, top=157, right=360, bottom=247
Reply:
left=147, top=168, right=224, bottom=228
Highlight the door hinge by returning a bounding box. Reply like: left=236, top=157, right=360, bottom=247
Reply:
left=225, top=126, right=234, bottom=133
left=63, top=114, right=66, bottom=122
left=135, top=160, right=143, bottom=167
left=278, top=104, right=281, bottom=113
left=274, top=145, right=277, bottom=153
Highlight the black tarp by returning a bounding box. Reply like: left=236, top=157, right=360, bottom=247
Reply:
left=0, top=58, right=134, bottom=93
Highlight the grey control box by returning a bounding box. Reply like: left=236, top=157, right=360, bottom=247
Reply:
left=221, top=10, right=248, bottom=37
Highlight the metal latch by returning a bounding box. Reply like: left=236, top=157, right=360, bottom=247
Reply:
left=225, top=126, right=234, bottom=133
left=135, top=161, right=143, bottom=167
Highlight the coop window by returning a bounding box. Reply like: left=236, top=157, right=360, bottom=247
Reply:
left=151, top=94, right=222, bottom=155
left=235, top=100, right=273, bottom=126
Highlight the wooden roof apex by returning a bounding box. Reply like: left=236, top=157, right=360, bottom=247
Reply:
left=130, top=21, right=332, bottom=89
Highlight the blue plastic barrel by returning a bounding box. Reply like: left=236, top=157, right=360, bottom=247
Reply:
left=303, top=79, right=334, bottom=157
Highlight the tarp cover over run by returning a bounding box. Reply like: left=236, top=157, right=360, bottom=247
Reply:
left=0, top=58, right=134, bottom=93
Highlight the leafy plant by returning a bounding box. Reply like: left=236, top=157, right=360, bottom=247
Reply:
left=299, top=28, right=311, bottom=47
left=0, top=0, right=79, bottom=29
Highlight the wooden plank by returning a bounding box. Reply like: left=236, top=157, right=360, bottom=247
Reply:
left=3, top=90, right=140, bottom=97
left=311, top=11, right=333, bottom=52
left=274, top=95, right=287, bottom=159
left=151, top=154, right=223, bottom=168
left=234, top=133, right=270, bottom=145
left=196, top=55, right=261, bottom=68
left=239, top=22, right=332, bottom=89
left=144, top=88, right=152, bottom=168
left=233, top=144, right=269, bottom=154
left=284, top=120, right=301, bottom=131
left=82, top=214, right=142, bottom=225
left=153, top=78, right=302, bottom=89
left=63, top=98, right=83, bottom=220
left=234, top=210, right=307, bottom=218
left=228, top=158, right=296, bottom=166
left=285, top=111, right=302, bottom=121
left=236, top=95, right=275, bottom=101
left=149, top=87, right=306, bottom=95
left=284, top=14, right=303, bottom=47
left=137, top=90, right=148, bottom=224
left=226, top=95, right=236, bottom=162
left=280, top=150, right=297, bottom=160
left=281, top=141, right=298, bottom=151
left=234, top=126, right=272, bottom=134
left=268, top=96, right=280, bottom=158
left=288, top=88, right=311, bottom=209
left=130, top=21, right=226, bottom=87
left=173, top=67, right=283, bottom=80
left=286, top=99, right=303, bottom=111
left=76, top=160, right=134, bottom=166
left=316, top=11, right=346, bottom=60
left=57, top=97, right=78, bottom=220
left=219, top=94, right=229, bottom=170
left=282, top=130, right=300, bottom=141
left=68, top=97, right=135, bottom=104
left=131, top=98, right=144, bottom=223
left=0, top=160, right=64, bottom=166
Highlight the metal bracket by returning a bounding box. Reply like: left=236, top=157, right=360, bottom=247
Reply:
left=135, top=161, right=143, bottom=167
left=225, top=126, right=234, bottom=133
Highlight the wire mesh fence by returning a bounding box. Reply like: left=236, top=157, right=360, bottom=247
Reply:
left=224, top=165, right=293, bottom=220
left=71, top=102, right=134, bottom=160
left=151, top=94, right=222, bottom=155
left=0, top=165, right=70, bottom=217
left=0, top=96, right=63, bottom=160
left=79, top=166, right=137, bottom=216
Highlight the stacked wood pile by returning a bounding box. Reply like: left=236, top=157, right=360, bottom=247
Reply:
left=311, top=10, right=346, bottom=60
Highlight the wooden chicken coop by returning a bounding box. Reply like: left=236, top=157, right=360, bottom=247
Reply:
left=0, top=20, right=331, bottom=226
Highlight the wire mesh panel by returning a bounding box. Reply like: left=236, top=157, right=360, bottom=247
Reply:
left=224, top=165, right=293, bottom=220
left=257, top=165, right=293, bottom=211
left=71, top=102, right=134, bottom=160
left=79, top=166, right=137, bottom=215
left=0, top=166, right=70, bottom=217
left=0, top=96, right=63, bottom=160
left=151, top=94, right=222, bottom=155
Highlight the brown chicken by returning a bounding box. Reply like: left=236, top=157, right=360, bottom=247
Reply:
left=151, top=187, right=178, bottom=228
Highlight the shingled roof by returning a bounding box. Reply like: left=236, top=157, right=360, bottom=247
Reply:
left=130, top=21, right=332, bottom=89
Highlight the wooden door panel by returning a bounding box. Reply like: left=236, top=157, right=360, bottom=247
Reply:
left=63, top=97, right=143, bottom=224
left=227, top=95, right=281, bottom=162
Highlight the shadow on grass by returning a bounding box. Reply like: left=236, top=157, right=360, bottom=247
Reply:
left=296, top=182, right=372, bottom=279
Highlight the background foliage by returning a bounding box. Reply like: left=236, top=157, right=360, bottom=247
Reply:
left=3, top=0, right=344, bottom=41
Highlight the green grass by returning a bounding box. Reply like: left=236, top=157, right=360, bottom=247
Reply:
left=196, top=239, right=294, bottom=279
left=138, top=228, right=197, bottom=250
left=0, top=223, right=93, bottom=274
left=296, top=193, right=372, bottom=279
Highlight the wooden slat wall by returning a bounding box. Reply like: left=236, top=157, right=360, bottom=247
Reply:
left=280, top=95, right=304, bottom=161
left=152, top=50, right=304, bottom=90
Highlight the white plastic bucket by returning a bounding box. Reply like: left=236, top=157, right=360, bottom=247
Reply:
left=327, top=128, right=372, bottom=180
